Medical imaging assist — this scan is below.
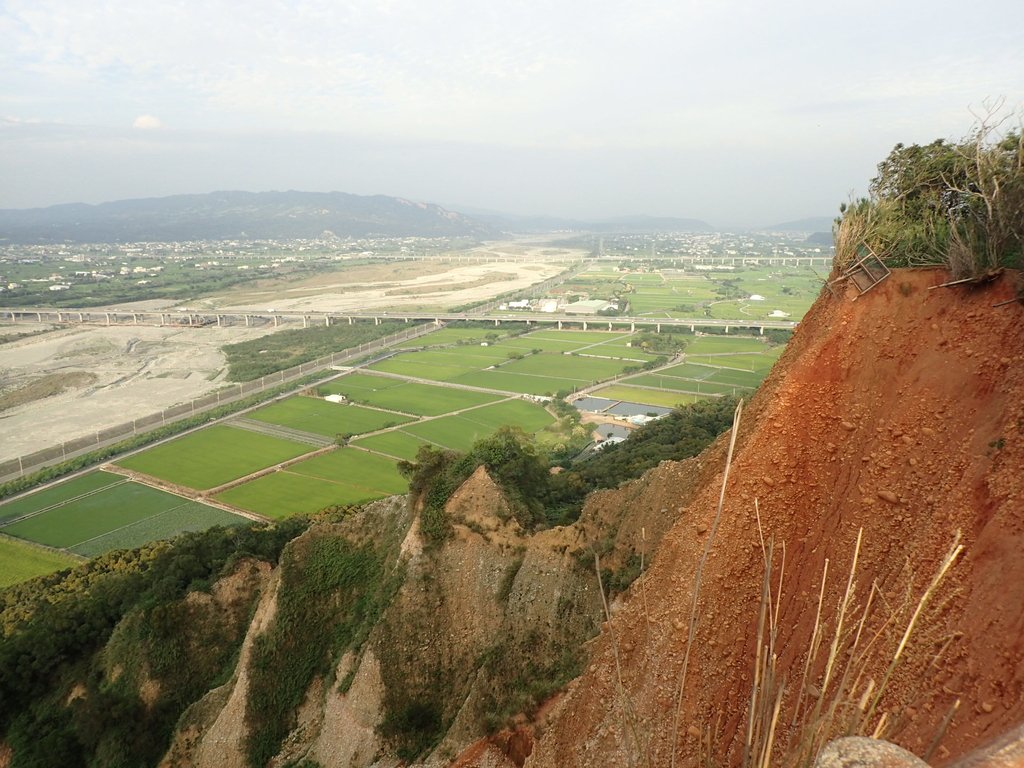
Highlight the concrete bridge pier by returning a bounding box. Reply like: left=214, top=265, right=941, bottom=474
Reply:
left=303, top=316, right=310, bottom=328
left=630, top=322, right=635, bottom=332
left=582, top=321, right=588, bottom=330
left=273, top=316, right=280, bottom=327
left=348, top=316, right=353, bottom=325
left=373, top=317, right=380, bottom=325
left=37, top=312, right=43, bottom=323
left=690, top=325, right=695, bottom=332
left=759, top=326, right=764, bottom=335
left=105, top=313, right=111, bottom=326
left=724, top=325, right=730, bottom=333
left=324, top=316, right=330, bottom=326
left=656, top=323, right=661, bottom=333
left=607, top=322, right=612, bottom=331
left=78, top=312, right=83, bottom=322
left=217, top=315, right=222, bottom=327
left=56, top=312, right=62, bottom=323
left=245, top=315, right=251, bottom=327
left=494, top=318, right=499, bottom=326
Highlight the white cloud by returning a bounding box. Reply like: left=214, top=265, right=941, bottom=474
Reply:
left=132, top=114, right=162, bottom=130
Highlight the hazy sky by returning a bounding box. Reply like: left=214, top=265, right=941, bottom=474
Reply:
left=2, top=0, right=1022, bottom=226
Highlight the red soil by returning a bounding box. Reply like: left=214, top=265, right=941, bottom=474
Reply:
left=521, top=269, right=1024, bottom=767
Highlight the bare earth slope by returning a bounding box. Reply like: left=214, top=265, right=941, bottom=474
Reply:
left=525, top=269, right=1024, bottom=767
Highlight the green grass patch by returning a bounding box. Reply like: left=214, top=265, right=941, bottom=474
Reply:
left=705, top=368, right=766, bottom=388
left=116, top=426, right=313, bottom=490
left=216, top=470, right=393, bottom=518
left=402, top=401, right=554, bottom=452
left=289, top=448, right=407, bottom=494
left=450, top=370, right=580, bottom=396
left=0, top=471, right=124, bottom=524
left=70, top=503, right=246, bottom=557
left=687, top=353, right=777, bottom=373
left=656, top=362, right=715, bottom=379
left=591, top=385, right=705, bottom=408
left=624, top=374, right=739, bottom=395
left=369, top=355, right=477, bottom=382
left=0, top=480, right=246, bottom=555
left=0, top=537, right=80, bottom=588
left=249, top=397, right=412, bottom=436
left=352, top=431, right=432, bottom=461
left=324, top=377, right=501, bottom=416
left=686, top=336, right=768, bottom=355
left=321, top=372, right=406, bottom=394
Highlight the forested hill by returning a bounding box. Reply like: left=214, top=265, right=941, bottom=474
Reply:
left=0, top=190, right=498, bottom=243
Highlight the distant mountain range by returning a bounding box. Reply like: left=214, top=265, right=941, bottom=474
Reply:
left=0, top=190, right=827, bottom=244
left=0, top=191, right=498, bottom=244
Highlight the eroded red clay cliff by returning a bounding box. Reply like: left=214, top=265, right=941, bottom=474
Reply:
left=521, top=269, right=1024, bottom=767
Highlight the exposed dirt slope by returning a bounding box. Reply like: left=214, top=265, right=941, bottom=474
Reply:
left=524, top=269, right=1024, bottom=767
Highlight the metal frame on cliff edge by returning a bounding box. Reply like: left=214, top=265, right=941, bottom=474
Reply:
left=830, top=242, right=892, bottom=299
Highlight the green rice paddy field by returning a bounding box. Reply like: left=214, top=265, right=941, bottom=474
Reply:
left=369, top=329, right=650, bottom=396
left=0, top=537, right=81, bottom=588
left=591, top=385, right=703, bottom=408
left=248, top=397, right=412, bottom=435
left=116, top=425, right=314, bottom=490
left=216, top=447, right=408, bottom=518
left=0, top=471, right=247, bottom=562
left=397, top=400, right=554, bottom=452
left=322, top=374, right=502, bottom=416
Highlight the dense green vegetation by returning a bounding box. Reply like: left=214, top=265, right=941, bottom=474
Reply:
left=245, top=528, right=403, bottom=768
left=400, top=397, right=738, bottom=534
left=223, top=320, right=414, bottom=381
left=835, top=117, right=1023, bottom=277
left=0, top=519, right=307, bottom=767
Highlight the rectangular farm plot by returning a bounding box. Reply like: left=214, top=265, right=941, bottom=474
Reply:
left=591, top=384, right=704, bottom=409
left=686, top=337, right=769, bottom=355
left=457, top=400, right=555, bottom=433
left=117, top=425, right=313, bottom=490
left=217, top=448, right=408, bottom=518
left=249, top=397, right=412, bottom=436
left=289, top=448, right=408, bottom=494
left=325, top=375, right=502, bottom=416
left=686, top=353, right=777, bottom=373
left=0, top=470, right=123, bottom=524
left=500, top=353, right=628, bottom=380
left=0, top=481, right=246, bottom=556
left=352, top=431, right=431, bottom=461
left=321, top=372, right=406, bottom=395
left=216, top=471, right=388, bottom=519
left=402, top=400, right=554, bottom=452
left=369, top=353, right=479, bottom=382
left=451, top=370, right=580, bottom=396
left=0, top=537, right=80, bottom=588
left=624, top=373, right=737, bottom=395
left=395, top=327, right=511, bottom=348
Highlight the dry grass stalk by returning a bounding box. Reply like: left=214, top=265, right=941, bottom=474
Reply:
left=594, top=552, right=650, bottom=767
left=670, top=399, right=744, bottom=768
left=734, top=524, right=964, bottom=768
